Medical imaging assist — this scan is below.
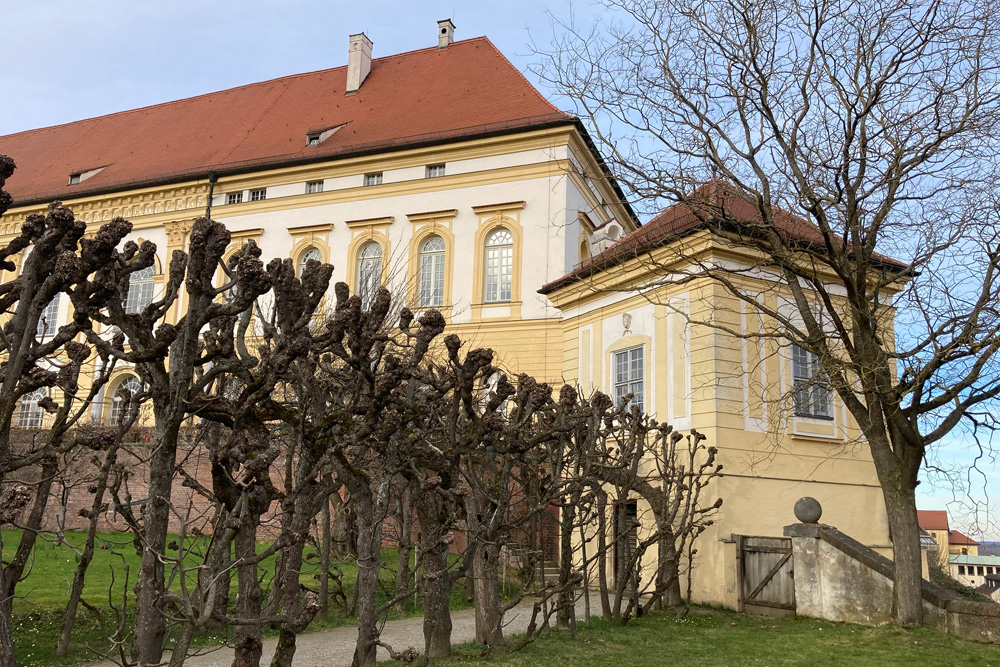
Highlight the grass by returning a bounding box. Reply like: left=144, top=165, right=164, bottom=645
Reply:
left=432, top=607, right=1000, bottom=667
left=6, top=529, right=474, bottom=667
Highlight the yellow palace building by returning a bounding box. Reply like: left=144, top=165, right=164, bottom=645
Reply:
left=0, top=21, right=893, bottom=610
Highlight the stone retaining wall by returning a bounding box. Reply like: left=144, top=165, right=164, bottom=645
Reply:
left=784, top=521, right=1000, bottom=644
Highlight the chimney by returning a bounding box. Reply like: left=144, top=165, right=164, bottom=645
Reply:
left=437, top=19, right=455, bottom=49
left=346, top=32, right=373, bottom=94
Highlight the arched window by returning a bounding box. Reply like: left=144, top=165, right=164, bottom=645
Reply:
left=37, top=293, right=60, bottom=337
left=16, top=388, right=46, bottom=429
left=125, top=265, right=155, bottom=314
left=109, top=376, right=142, bottom=425
left=484, top=229, right=513, bottom=303
left=356, top=242, right=383, bottom=310
left=298, top=247, right=323, bottom=277
left=579, top=237, right=591, bottom=264
left=418, top=236, right=446, bottom=308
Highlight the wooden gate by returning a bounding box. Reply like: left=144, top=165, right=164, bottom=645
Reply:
left=736, top=536, right=795, bottom=616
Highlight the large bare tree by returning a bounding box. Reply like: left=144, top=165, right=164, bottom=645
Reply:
left=537, top=0, right=1000, bottom=625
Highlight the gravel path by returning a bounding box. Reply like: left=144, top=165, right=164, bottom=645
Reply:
left=90, top=595, right=586, bottom=667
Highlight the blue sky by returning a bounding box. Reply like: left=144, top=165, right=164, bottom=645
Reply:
left=3, top=1, right=996, bottom=539
left=0, top=0, right=598, bottom=135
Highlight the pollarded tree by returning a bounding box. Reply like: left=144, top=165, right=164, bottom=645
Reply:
left=0, top=156, right=144, bottom=666
left=84, top=217, right=274, bottom=665
left=537, top=0, right=1000, bottom=624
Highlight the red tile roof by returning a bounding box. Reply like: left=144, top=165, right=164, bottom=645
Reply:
left=918, top=510, right=950, bottom=532
left=540, top=180, right=908, bottom=294
left=0, top=37, right=573, bottom=205
left=950, top=529, right=980, bottom=546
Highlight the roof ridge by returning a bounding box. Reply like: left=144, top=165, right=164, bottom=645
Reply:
left=0, top=36, right=495, bottom=141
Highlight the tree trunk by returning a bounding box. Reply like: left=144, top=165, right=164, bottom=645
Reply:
left=232, top=500, right=266, bottom=667
left=0, top=535, right=17, bottom=667
left=595, top=489, right=611, bottom=621
left=416, top=495, right=453, bottom=659
left=132, top=424, right=178, bottom=667
left=350, top=486, right=383, bottom=667
left=464, top=495, right=503, bottom=647
left=557, top=499, right=576, bottom=630
left=393, top=489, right=413, bottom=614
left=57, top=444, right=119, bottom=655
left=883, top=482, right=924, bottom=626
left=319, top=498, right=331, bottom=621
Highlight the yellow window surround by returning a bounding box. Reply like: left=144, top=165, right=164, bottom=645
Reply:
left=471, top=201, right=525, bottom=322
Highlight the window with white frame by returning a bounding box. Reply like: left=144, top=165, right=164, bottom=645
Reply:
left=37, top=293, right=60, bottom=337
left=109, top=376, right=142, bottom=425
left=363, top=172, right=383, bottom=187
left=125, top=265, right=155, bottom=314
left=483, top=228, right=513, bottom=303
left=418, top=236, right=446, bottom=308
left=299, top=246, right=322, bottom=277
left=16, top=388, right=46, bottom=429
left=613, top=346, right=644, bottom=413
left=792, top=345, right=832, bottom=418
left=249, top=188, right=266, bottom=202
left=425, top=164, right=446, bottom=178
left=305, top=180, right=324, bottom=194
left=356, top=242, right=383, bottom=310
left=226, top=192, right=243, bottom=205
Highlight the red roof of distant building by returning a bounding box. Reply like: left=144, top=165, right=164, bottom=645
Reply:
left=540, top=180, right=907, bottom=294
left=0, top=37, right=573, bottom=205
left=950, top=530, right=979, bottom=546
left=917, top=510, right=950, bottom=532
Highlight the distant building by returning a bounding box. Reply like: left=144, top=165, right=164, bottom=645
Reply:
left=977, top=573, right=1000, bottom=602
left=950, top=553, right=1000, bottom=588
left=918, top=510, right=980, bottom=569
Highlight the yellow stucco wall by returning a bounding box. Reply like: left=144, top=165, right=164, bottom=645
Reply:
left=546, top=235, right=895, bottom=609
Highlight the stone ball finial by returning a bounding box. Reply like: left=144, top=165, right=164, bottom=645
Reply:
left=794, top=497, right=823, bottom=523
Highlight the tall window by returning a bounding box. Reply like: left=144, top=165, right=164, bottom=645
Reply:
left=125, top=265, right=155, bottom=314
left=109, top=376, right=142, bottom=425
left=484, top=228, right=513, bottom=303
left=418, top=236, right=446, bottom=307
left=16, top=388, right=46, bottom=429
left=37, top=294, right=60, bottom=337
left=613, top=346, right=644, bottom=413
left=356, top=242, right=383, bottom=310
left=299, top=247, right=322, bottom=277
left=792, top=345, right=832, bottom=418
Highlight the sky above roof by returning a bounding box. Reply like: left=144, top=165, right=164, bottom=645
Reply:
left=0, top=0, right=596, bottom=135
left=3, top=0, right=998, bottom=539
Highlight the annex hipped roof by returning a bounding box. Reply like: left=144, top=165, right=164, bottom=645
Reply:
left=540, top=180, right=908, bottom=295
left=0, top=37, right=573, bottom=205
left=950, top=530, right=980, bottom=546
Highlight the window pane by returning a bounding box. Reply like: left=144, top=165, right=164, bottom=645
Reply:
left=16, top=388, right=46, bottom=429
left=110, top=376, right=141, bottom=425
left=37, top=293, right=60, bottom=336
left=484, top=229, right=513, bottom=303
left=299, top=247, right=322, bottom=276
left=792, top=344, right=831, bottom=418
left=419, top=236, right=446, bottom=308
left=357, top=242, right=382, bottom=309
left=613, top=346, right=644, bottom=411
left=126, top=265, right=155, bottom=314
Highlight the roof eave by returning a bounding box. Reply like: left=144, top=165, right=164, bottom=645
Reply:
left=9, top=116, right=579, bottom=209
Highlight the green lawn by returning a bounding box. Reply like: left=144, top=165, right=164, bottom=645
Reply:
left=6, top=529, right=468, bottom=667
left=435, top=608, right=1000, bottom=666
